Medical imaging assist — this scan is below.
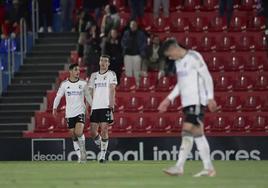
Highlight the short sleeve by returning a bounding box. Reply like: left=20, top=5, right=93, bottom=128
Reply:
left=88, top=73, right=95, bottom=88
left=110, top=71, right=118, bottom=85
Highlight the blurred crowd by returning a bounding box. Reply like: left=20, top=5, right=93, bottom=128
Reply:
left=1, top=0, right=268, bottom=85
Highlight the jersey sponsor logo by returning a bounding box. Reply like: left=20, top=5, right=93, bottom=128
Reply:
left=95, top=82, right=108, bottom=88
left=67, top=91, right=82, bottom=96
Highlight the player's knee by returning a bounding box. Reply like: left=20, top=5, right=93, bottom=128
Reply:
left=90, top=131, right=98, bottom=138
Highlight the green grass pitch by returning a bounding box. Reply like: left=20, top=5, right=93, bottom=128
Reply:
left=0, top=161, right=267, bottom=188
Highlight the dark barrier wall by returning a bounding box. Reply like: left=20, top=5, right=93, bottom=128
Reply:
left=0, top=137, right=268, bottom=161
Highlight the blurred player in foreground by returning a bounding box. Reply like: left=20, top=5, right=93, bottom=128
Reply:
left=88, top=55, right=117, bottom=163
left=53, top=63, right=92, bottom=163
left=158, top=38, right=217, bottom=177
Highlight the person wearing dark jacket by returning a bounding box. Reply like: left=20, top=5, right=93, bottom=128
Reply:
left=103, top=29, right=123, bottom=84
left=143, top=35, right=165, bottom=72
left=121, top=20, right=146, bottom=84
left=84, top=24, right=101, bottom=76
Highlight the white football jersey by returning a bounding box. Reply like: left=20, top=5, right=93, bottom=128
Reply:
left=53, top=79, right=91, bottom=118
left=167, top=50, right=214, bottom=107
left=89, top=70, right=117, bottom=110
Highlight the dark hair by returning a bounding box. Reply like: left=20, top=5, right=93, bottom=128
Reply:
left=69, top=63, right=79, bottom=70
left=100, top=54, right=110, bottom=60
left=109, top=4, right=117, bottom=14
left=161, top=38, right=178, bottom=52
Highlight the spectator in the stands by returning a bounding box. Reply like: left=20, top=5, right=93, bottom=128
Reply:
left=76, top=9, right=96, bottom=64
left=142, top=35, right=165, bottom=76
left=100, top=4, right=120, bottom=38
left=38, top=0, right=53, bottom=32
left=1, top=0, right=24, bottom=39
left=84, top=24, right=101, bottom=76
left=219, top=0, right=234, bottom=28
left=153, top=0, right=169, bottom=19
left=60, top=0, right=75, bottom=32
left=121, top=20, right=146, bottom=85
left=129, top=0, right=145, bottom=23
left=102, top=29, right=123, bottom=83
left=260, top=0, right=268, bottom=35
left=83, top=0, right=108, bottom=22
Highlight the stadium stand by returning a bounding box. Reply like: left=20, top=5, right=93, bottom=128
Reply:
left=0, top=0, right=265, bottom=138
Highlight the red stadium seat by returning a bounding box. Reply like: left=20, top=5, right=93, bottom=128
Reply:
left=112, top=114, right=132, bottom=133
left=170, top=17, right=189, bottom=32
left=144, top=96, right=161, bottom=112
left=255, top=35, right=268, bottom=50
left=209, top=16, right=227, bottom=32
left=190, top=17, right=208, bottom=32
left=182, top=0, right=200, bottom=11
left=215, top=35, right=235, bottom=51
left=46, top=90, right=66, bottom=112
left=260, top=100, right=268, bottom=112
left=151, top=116, right=172, bottom=132
left=114, top=96, right=126, bottom=112
left=200, top=0, right=219, bottom=11
left=233, top=74, right=253, bottom=91
left=248, top=16, right=266, bottom=31
left=209, top=115, right=230, bottom=132
left=180, top=36, right=197, bottom=50
left=253, top=73, right=268, bottom=91
left=168, top=98, right=181, bottom=112
left=244, top=55, right=262, bottom=71
left=54, top=112, right=68, bottom=132
left=117, top=76, right=136, bottom=92
left=225, top=56, right=244, bottom=71
left=125, top=96, right=143, bottom=112
left=137, top=76, right=155, bottom=91
left=231, top=115, right=250, bottom=132
left=206, top=55, right=224, bottom=72
left=151, top=17, right=170, bottom=32
left=198, top=36, right=216, bottom=52
left=229, top=16, right=247, bottom=31
left=236, top=35, right=254, bottom=51
left=242, top=95, right=261, bottom=112
left=156, top=76, right=175, bottom=91
left=132, top=115, right=152, bottom=133
left=34, top=112, right=55, bottom=132
left=250, top=114, right=268, bottom=132
left=214, top=75, right=233, bottom=91
left=239, top=0, right=256, bottom=10
left=170, top=0, right=182, bottom=12
left=170, top=115, right=183, bottom=133
left=222, top=95, right=242, bottom=112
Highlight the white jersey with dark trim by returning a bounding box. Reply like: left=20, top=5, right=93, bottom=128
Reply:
left=53, top=79, right=89, bottom=118
left=89, top=70, right=117, bottom=110
left=167, top=50, right=214, bottom=107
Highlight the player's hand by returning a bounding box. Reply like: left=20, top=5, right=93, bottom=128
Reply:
left=208, top=99, right=217, bottom=112
left=157, top=98, right=171, bottom=113
left=52, top=109, right=57, bottom=117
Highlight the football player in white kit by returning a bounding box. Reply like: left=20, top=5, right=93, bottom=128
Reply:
left=88, top=55, right=117, bottom=163
left=53, top=63, right=92, bottom=163
left=158, top=38, right=217, bottom=177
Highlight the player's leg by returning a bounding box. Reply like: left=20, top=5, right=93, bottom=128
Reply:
left=192, top=121, right=216, bottom=177
left=163, top=122, right=194, bottom=176
left=67, top=117, right=81, bottom=162
left=90, top=122, right=101, bottom=149
left=74, top=115, right=87, bottom=162
left=99, top=122, right=109, bottom=163
left=69, top=128, right=81, bottom=162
